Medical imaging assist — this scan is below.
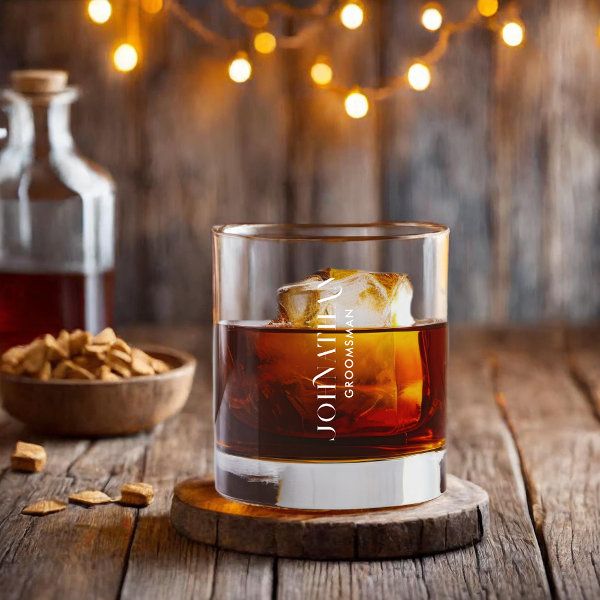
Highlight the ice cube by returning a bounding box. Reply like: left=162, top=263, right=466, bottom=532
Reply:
left=275, top=268, right=414, bottom=328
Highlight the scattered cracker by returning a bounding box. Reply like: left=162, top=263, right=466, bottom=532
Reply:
left=105, top=355, right=131, bottom=378
left=36, top=361, right=52, bottom=381
left=69, top=329, right=92, bottom=355
left=151, top=357, right=170, bottom=374
left=22, top=340, right=47, bottom=374
left=11, top=441, right=47, bottom=473
left=22, top=499, right=66, bottom=516
left=74, top=354, right=104, bottom=372
left=98, top=365, right=120, bottom=381
left=108, top=348, right=132, bottom=364
left=84, top=343, right=110, bottom=356
left=2, top=345, right=27, bottom=366
left=52, top=359, right=71, bottom=379
left=65, top=362, right=95, bottom=381
left=92, top=328, right=117, bottom=345
left=119, top=482, right=154, bottom=507
left=1, top=329, right=172, bottom=381
left=113, top=338, right=132, bottom=355
left=69, top=490, right=113, bottom=507
left=56, top=329, right=71, bottom=358
left=1, top=362, right=19, bottom=375
left=45, top=333, right=69, bottom=361
left=131, top=349, right=155, bottom=376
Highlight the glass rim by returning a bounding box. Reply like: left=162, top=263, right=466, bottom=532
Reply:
left=212, top=222, right=449, bottom=242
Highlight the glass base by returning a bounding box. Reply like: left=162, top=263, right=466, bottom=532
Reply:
left=215, top=448, right=446, bottom=510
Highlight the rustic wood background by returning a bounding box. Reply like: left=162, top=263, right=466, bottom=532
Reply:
left=0, top=0, right=599, bottom=324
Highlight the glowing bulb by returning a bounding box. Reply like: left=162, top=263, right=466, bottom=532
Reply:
left=407, top=62, right=431, bottom=91
left=228, top=53, right=252, bottom=83
left=254, top=32, right=277, bottom=54
left=501, top=21, right=525, bottom=47
left=141, top=0, right=163, bottom=14
left=245, top=8, right=269, bottom=29
left=88, top=0, right=112, bottom=24
left=310, top=60, right=333, bottom=86
left=421, top=5, right=443, bottom=32
left=113, top=43, right=139, bottom=72
left=477, top=0, right=498, bottom=17
left=340, top=2, right=364, bottom=30
left=344, top=90, right=369, bottom=119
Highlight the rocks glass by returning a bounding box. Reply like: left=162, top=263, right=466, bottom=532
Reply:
left=212, top=223, right=449, bottom=510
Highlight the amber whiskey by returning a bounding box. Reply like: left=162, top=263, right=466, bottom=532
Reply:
left=214, top=320, right=446, bottom=462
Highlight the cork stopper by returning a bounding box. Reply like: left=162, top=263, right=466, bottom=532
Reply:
left=10, top=70, right=69, bottom=94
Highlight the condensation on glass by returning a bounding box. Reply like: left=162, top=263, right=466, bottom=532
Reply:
left=0, top=70, right=115, bottom=350
left=213, top=223, right=449, bottom=510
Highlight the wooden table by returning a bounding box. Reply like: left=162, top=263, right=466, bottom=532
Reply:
left=0, top=326, right=598, bottom=599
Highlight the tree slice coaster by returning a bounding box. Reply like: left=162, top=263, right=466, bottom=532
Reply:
left=170, top=475, right=489, bottom=560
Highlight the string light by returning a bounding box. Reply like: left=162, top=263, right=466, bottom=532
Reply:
left=244, top=8, right=269, bottom=29
left=87, top=0, right=532, bottom=117
left=421, top=4, right=443, bottom=32
left=141, top=0, right=163, bottom=14
left=310, top=59, right=333, bottom=86
left=113, top=43, right=139, bottom=72
left=407, top=62, right=431, bottom=91
left=476, top=0, right=498, bottom=17
left=254, top=32, right=277, bottom=54
left=501, top=21, right=525, bottom=47
left=228, top=52, right=252, bottom=83
left=88, top=0, right=112, bottom=24
left=340, top=2, right=364, bottom=30
left=344, top=90, right=369, bottom=119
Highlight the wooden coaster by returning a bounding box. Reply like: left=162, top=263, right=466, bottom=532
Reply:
left=170, top=475, right=489, bottom=560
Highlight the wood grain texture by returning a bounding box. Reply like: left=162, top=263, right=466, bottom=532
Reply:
left=0, top=1, right=598, bottom=324
left=171, top=475, right=488, bottom=560
left=275, top=329, right=551, bottom=599
left=1, top=325, right=599, bottom=599
left=491, top=329, right=600, bottom=599
left=118, top=326, right=276, bottom=600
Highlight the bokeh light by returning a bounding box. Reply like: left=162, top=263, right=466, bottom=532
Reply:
left=245, top=8, right=269, bottom=29
left=340, top=2, right=364, bottom=30
left=310, top=61, right=333, bottom=86
left=254, top=32, right=277, bottom=54
left=141, top=0, right=163, bottom=14
left=113, top=43, right=139, bottom=72
left=477, top=0, right=498, bottom=17
left=88, top=0, right=112, bottom=24
left=501, top=21, right=525, bottom=47
left=344, top=90, right=369, bottom=119
left=407, top=62, right=431, bottom=91
left=421, top=5, right=443, bottom=32
left=228, top=53, right=252, bottom=83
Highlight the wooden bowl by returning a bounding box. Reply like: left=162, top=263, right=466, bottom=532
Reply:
left=0, top=345, right=196, bottom=437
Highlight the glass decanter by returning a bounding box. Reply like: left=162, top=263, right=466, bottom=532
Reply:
left=0, top=70, right=115, bottom=350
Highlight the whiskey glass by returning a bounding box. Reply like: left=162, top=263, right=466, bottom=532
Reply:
left=212, top=223, right=449, bottom=510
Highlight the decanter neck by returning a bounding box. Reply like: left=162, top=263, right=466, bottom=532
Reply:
left=3, top=89, right=77, bottom=158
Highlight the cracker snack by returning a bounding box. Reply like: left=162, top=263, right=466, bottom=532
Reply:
left=1, top=328, right=170, bottom=381
left=11, top=441, right=47, bottom=472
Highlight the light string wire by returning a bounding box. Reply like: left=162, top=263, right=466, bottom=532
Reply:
left=89, top=0, right=528, bottom=114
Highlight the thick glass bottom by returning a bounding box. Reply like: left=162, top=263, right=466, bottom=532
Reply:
left=215, top=448, right=446, bottom=510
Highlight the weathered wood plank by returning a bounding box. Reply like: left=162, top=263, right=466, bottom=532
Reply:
left=134, top=0, right=288, bottom=323
left=0, top=427, right=150, bottom=600
left=284, top=0, right=380, bottom=224
left=119, top=326, right=275, bottom=599
left=0, top=327, right=203, bottom=600
left=380, top=0, right=493, bottom=323
left=490, top=1, right=546, bottom=322
left=492, top=329, right=600, bottom=599
left=276, top=328, right=550, bottom=599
